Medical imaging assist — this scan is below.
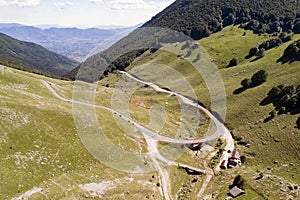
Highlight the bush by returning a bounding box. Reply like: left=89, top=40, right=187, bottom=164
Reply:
left=241, top=78, right=252, bottom=88
left=269, top=110, right=277, bottom=118
left=268, top=86, right=281, bottom=98
left=240, top=155, right=246, bottom=163
left=256, top=48, right=266, bottom=58
left=228, top=58, right=238, bottom=67
left=251, top=70, right=268, bottom=85
left=248, top=47, right=259, bottom=57
left=293, top=21, right=300, bottom=34
left=297, top=117, right=300, bottom=129
left=233, top=175, right=245, bottom=190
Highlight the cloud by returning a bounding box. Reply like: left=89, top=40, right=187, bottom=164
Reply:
left=53, top=1, right=73, bottom=9
left=88, top=0, right=103, bottom=3
left=88, top=0, right=171, bottom=10
left=0, top=0, right=40, bottom=7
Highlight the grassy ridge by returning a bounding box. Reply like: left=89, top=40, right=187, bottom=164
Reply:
left=121, top=25, right=300, bottom=199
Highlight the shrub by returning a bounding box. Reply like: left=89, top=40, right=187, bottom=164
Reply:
left=228, top=58, right=238, bottom=67
left=248, top=47, right=259, bottom=57
left=296, top=117, right=300, bottom=129
left=241, top=78, right=252, bottom=88
left=268, top=86, right=281, bottom=98
left=251, top=70, right=268, bottom=85
left=233, top=175, right=246, bottom=190
left=256, top=48, right=266, bottom=58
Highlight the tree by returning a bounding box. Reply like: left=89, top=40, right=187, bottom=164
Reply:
left=268, top=87, right=281, bottom=98
left=241, top=78, right=252, bottom=88
left=228, top=58, right=238, bottom=67
left=249, top=47, right=259, bottom=57
left=296, top=117, right=300, bottom=129
left=256, top=48, right=266, bottom=58
left=233, top=175, right=245, bottom=190
left=251, top=70, right=268, bottom=85
left=293, top=22, right=300, bottom=34
left=269, top=110, right=277, bottom=118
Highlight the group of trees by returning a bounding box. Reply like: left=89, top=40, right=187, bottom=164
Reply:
left=264, top=84, right=300, bottom=114
left=144, top=0, right=300, bottom=40
left=262, top=84, right=300, bottom=127
left=278, top=39, right=300, bottom=63
left=241, top=70, right=268, bottom=89
left=246, top=33, right=293, bottom=59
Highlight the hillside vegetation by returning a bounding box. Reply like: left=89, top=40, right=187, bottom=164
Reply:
left=0, top=33, right=78, bottom=76
left=69, top=0, right=300, bottom=82
left=144, top=0, right=300, bottom=40
left=112, top=25, right=300, bottom=199
left=0, top=66, right=165, bottom=199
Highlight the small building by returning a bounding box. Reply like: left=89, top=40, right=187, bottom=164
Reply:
left=228, top=150, right=241, bottom=168
left=229, top=186, right=244, bottom=198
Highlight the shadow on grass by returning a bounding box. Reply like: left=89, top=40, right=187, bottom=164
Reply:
left=263, top=115, right=274, bottom=123
left=260, top=96, right=273, bottom=106
left=233, top=87, right=246, bottom=94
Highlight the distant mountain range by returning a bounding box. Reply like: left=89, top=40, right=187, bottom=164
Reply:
left=0, top=23, right=139, bottom=61
left=0, top=32, right=78, bottom=76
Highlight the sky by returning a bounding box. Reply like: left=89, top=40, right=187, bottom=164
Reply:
left=0, top=0, right=174, bottom=28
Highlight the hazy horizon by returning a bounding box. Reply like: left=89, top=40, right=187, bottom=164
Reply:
left=0, top=0, right=174, bottom=28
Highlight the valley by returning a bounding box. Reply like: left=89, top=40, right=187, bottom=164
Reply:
left=1, top=0, right=300, bottom=199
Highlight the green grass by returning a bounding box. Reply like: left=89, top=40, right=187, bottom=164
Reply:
left=119, top=25, right=300, bottom=199
left=0, top=67, right=161, bottom=199
left=199, top=26, right=276, bottom=68
left=1, top=25, right=300, bottom=199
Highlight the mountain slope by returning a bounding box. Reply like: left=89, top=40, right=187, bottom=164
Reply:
left=0, top=33, right=78, bottom=76
left=71, top=0, right=300, bottom=82
left=0, top=24, right=138, bottom=61
left=65, top=0, right=300, bottom=198
left=144, top=0, right=300, bottom=39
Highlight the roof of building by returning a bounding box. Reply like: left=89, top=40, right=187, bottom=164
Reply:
left=231, top=150, right=240, bottom=159
left=229, top=186, right=244, bottom=198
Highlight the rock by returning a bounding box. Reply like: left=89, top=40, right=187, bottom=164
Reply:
left=288, top=185, right=294, bottom=190
left=280, top=188, right=287, bottom=192
left=294, top=185, right=298, bottom=190
left=280, top=181, right=284, bottom=185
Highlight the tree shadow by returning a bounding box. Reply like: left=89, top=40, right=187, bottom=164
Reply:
left=245, top=54, right=252, bottom=59
left=277, top=55, right=300, bottom=64
left=260, top=96, right=273, bottom=106
left=233, top=87, right=246, bottom=94
left=250, top=57, right=262, bottom=62
left=290, top=106, right=300, bottom=115
left=263, top=115, right=274, bottom=123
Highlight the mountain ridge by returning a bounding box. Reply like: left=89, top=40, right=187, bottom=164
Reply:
left=0, top=32, right=78, bottom=76
left=0, top=24, right=138, bottom=61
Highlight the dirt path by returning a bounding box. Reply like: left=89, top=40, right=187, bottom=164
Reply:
left=42, top=78, right=234, bottom=200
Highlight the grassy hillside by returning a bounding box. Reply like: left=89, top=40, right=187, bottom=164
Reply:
left=0, top=66, right=164, bottom=199
left=116, top=25, right=300, bottom=199
left=69, top=0, right=300, bottom=82
left=0, top=33, right=78, bottom=76
left=1, top=25, right=300, bottom=199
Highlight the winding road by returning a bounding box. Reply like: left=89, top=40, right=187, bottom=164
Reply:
left=41, top=73, right=234, bottom=200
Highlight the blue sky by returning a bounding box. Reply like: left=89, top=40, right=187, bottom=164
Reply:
left=0, top=0, right=174, bottom=27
